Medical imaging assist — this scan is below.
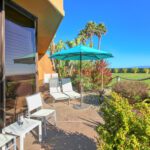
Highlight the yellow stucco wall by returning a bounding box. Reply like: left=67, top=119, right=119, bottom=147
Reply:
left=49, top=0, right=64, bottom=15
left=13, top=0, right=64, bottom=54
left=38, top=54, right=54, bottom=82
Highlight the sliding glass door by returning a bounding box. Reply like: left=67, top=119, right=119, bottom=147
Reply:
left=4, top=2, right=37, bottom=125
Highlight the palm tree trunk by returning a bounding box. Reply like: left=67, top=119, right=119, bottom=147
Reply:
left=90, top=35, right=93, bottom=47
left=98, top=36, right=101, bottom=50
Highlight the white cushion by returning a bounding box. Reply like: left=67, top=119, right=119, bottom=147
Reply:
left=62, top=78, right=80, bottom=99
left=31, top=109, right=55, bottom=117
left=64, top=91, right=80, bottom=99
left=51, top=92, right=69, bottom=100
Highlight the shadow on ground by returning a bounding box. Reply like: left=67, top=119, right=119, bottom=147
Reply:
left=79, top=117, right=100, bottom=129
left=83, top=94, right=100, bottom=106
left=33, top=124, right=97, bottom=150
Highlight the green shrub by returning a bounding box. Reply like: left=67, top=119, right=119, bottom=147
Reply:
left=97, top=92, right=150, bottom=150
left=72, top=74, right=92, bottom=92
left=112, top=81, right=149, bottom=103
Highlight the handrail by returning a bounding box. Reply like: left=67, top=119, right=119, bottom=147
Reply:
left=112, top=76, right=150, bottom=81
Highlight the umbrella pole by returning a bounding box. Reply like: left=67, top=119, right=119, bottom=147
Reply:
left=80, top=53, right=83, bottom=106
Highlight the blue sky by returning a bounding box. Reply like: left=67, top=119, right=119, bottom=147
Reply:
left=55, top=0, right=150, bottom=68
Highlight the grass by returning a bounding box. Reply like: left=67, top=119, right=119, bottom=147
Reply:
left=109, top=73, right=150, bottom=87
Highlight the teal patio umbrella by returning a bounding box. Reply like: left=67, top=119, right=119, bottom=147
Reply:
left=51, top=45, right=113, bottom=108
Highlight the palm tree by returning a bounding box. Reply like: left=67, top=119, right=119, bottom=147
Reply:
left=84, top=21, right=96, bottom=47
left=66, top=40, right=76, bottom=48
left=54, top=40, right=66, bottom=75
left=49, top=36, right=57, bottom=70
left=95, top=23, right=107, bottom=50
left=75, top=37, right=81, bottom=46
left=49, top=38, right=55, bottom=55
left=55, top=40, right=66, bottom=52
left=78, top=29, right=87, bottom=45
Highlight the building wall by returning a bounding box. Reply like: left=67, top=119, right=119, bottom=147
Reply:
left=49, top=0, right=64, bottom=15
left=38, top=53, right=54, bottom=86
left=13, top=0, right=64, bottom=55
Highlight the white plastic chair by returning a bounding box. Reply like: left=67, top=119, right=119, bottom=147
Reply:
left=43, top=73, right=58, bottom=84
left=26, top=93, right=56, bottom=136
left=62, top=78, right=81, bottom=99
left=0, top=134, right=16, bottom=150
left=49, top=78, right=70, bottom=104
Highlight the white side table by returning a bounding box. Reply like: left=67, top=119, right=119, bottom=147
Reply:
left=0, top=134, right=16, bottom=150
left=2, top=118, right=42, bottom=150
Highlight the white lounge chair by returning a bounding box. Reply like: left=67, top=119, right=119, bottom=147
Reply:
left=62, top=78, right=80, bottom=99
left=49, top=78, right=70, bottom=104
left=26, top=93, right=56, bottom=136
left=43, top=73, right=58, bottom=84
left=51, top=73, right=58, bottom=78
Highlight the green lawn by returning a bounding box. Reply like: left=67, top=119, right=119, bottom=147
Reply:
left=109, top=73, right=150, bottom=87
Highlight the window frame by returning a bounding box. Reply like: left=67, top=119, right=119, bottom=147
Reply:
left=0, top=0, right=38, bottom=128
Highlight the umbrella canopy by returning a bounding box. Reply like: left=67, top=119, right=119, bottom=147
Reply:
left=14, top=53, right=36, bottom=64
left=51, top=45, right=113, bottom=60
left=50, top=45, right=113, bottom=108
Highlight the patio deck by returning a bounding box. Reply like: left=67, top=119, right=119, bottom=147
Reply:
left=21, top=101, right=103, bottom=150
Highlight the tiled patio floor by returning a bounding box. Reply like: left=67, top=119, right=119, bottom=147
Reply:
left=23, top=101, right=103, bottom=150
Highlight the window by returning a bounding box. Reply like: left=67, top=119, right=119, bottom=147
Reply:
left=5, top=3, right=37, bottom=125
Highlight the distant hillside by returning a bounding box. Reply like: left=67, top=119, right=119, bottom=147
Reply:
left=133, top=66, right=150, bottom=68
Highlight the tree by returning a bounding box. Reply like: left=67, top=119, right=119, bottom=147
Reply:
left=78, top=29, right=88, bottom=45
left=114, top=68, right=119, bottom=73
left=95, top=23, right=107, bottom=50
left=75, top=37, right=81, bottom=45
left=143, top=68, right=149, bottom=74
left=132, top=68, right=139, bottom=73
left=84, top=21, right=96, bottom=47
left=54, top=40, right=66, bottom=76
left=91, top=60, right=112, bottom=90
left=66, top=40, right=76, bottom=48
left=49, top=36, right=57, bottom=70
left=55, top=40, right=66, bottom=52
left=122, top=68, right=128, bottom=73
left=49, top=37, right=55, bottom=55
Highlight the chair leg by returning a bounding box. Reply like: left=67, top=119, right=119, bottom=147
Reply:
left=53, top=99, right=55, bottom=106
left=54, top=111, right=57, bottom=126
left=44, top=117, right=47, bottom=136
left=13, top=137, right=17, bottom=150
left=68, top=99, right=70, bottom=105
